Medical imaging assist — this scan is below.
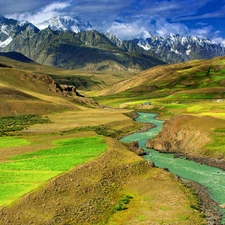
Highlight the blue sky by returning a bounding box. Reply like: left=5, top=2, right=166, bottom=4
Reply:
left=1, top=0, right=225, bottom=44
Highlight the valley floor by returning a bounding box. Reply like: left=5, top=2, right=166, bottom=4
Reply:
left=0, top=108, right=206, bottom=225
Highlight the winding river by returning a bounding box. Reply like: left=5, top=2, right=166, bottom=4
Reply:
left=120, top=112, right=225, bottom=224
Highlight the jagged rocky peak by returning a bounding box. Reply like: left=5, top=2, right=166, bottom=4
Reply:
left=0, top=14, right=18, bottom=25
left=35, top=14, right=92, bottom=33
left=19, top=22, right=40, bottom=38
left=105, top=32, right=123, bottom=46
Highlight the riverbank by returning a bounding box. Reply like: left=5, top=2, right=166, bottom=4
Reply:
left=126, top=137, right=223, bottom=224
left=181, top=178, right=223, bottom=225
left=129, top=112, right=225, bottom=225
left=146, top=114, right=225, bottom=170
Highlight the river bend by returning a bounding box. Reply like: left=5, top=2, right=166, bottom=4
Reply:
left=120, top=112, right=225, bottom=224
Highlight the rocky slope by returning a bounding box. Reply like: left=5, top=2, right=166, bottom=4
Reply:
left=0, top=15, right=39, bottom=48
left=2, top=28, right=164, bottom=71
left=0, top=56, right=99, bottom=116
left=146, top=115, right=225, bottom=170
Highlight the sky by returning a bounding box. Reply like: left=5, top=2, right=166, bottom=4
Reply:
left=0, top=0, right=225, bottom=45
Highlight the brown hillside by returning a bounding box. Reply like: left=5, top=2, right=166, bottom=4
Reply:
left=0, top=59, right=100, bottom=116
left=146, top=115, right=225, bottom=169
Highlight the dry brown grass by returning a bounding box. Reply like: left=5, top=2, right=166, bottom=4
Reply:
left=21, top=108, right=134, bottom=134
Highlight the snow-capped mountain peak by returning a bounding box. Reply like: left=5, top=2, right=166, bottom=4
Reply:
left=35, top=14, right=92, bottom=33
left=139, top=31, right=152, bottom=39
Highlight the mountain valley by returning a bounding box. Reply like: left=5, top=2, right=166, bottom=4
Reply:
left=0, top=12, right=225, bottom=225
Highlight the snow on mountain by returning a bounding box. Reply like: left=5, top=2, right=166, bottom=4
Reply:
left=136, top=31, right=152, bottom=50
left=35, top=15, right=92, bottom=33
left=0, top=15, right=19, bottom=48
left=104, top=32, right=123, bottom=46
left=137, top=33, right=217, bottom=53
left=106, top=30, right=225, bottom=63
left=0, top=14, right=92, bottom=49
left=0, top=13, right=225, bottom=64
left=0, top=36, right=13, bottom=48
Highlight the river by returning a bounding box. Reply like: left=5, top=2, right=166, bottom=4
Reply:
left=120, top=112, right=225, bottom=224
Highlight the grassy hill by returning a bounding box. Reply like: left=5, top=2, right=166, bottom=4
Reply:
left=0, top=55, right=100, bottom=116
left=98, top=56, right=225, bottom=97
left=0, top=53, right=140, bottom=116
left=96, top=56, right=225, bottom=111
left=95, top=56, right=225, bottom=178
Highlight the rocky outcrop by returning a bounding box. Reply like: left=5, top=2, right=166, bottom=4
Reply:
left=59, top=85, right=84, bottom=97
left=125, top=141, right=146, bottom=156
left=146, top=115, right=211, bottom=153
left=146, top=115, right=225, bottom=169
left=21, top=73, right=84, bottom=98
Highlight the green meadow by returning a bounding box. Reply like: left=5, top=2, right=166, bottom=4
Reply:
left=0, top=136, right=107, bottom=206
left=0, top=137, right=30, bottom=148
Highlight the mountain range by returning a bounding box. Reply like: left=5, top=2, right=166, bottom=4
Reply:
left=0, top=14, right=225, bottom=70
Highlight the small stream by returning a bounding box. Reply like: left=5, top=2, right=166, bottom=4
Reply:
left=120, top=112, right=225, bottom=224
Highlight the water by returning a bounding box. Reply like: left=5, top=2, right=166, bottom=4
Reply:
left=120, top=112, right=225, bottom=224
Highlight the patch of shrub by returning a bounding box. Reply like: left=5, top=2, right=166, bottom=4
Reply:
left=62, top=125, right=122, bottom=138
left=113, top=195, right=133, bottom=212
left=0, top=114, right=51, bottom=136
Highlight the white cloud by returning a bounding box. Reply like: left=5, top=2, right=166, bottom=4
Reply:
left=155, top=19, right=189, bottom=36
left=7, top=1, right=71, bottom=24
left=154, top=19, right=222, bottom=41
left=107, top=22, right=145, bottom=40
left=107, top=20, right=155, bottom=40
left=212, top=37, right=225, bottom=47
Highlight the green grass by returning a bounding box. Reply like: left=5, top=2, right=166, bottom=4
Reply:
left=0, top=137, right=30, bottom=148
left=136, top=215, right=147, bottom=222
left=204, top=130, right=225, bottom=156
left=196, top=71, right=207, bottom=77
left=187, top=105, right=212, bottom=113
left=0, top=136, right=107, bottom=206
left=167, top=93, right=216, bottom=99
left=165, top=104, right=187, bottom=109
left=0, top=183, right=39, bottom=206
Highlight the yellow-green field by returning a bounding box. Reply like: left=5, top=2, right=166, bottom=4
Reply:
left=0, top=135, right=106, bottom=206
left=0, top=108, right=206, bottom=225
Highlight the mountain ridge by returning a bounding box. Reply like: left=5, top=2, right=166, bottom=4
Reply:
left=2, top=27, right=165, bottom=71
left=1, top=14, right=225, bottom=70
